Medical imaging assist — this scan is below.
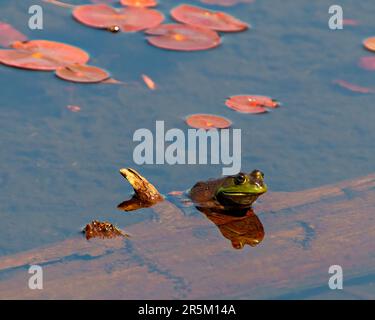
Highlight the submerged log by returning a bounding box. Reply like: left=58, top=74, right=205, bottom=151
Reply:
left=0, top=173, right=374, bottom=299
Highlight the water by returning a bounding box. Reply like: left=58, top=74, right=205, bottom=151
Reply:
left=0, top=0, right=374, bottom=299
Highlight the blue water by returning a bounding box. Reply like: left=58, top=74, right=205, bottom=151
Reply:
left=0, top=0, right=374, bottom=299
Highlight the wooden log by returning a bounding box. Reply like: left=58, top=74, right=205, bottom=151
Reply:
left=0, top=174, right=374, bottom=299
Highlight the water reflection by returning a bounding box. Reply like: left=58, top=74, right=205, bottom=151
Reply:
left=195, top=207, right=264, bottom=249
left=117, top=196, right=264, bottom=249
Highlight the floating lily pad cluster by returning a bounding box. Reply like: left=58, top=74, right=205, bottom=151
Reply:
left=71, top=2, right=249, bottom=51
left=0, top=38, right=112, bottom=83
left=0, top=2, right=282, bottom=130
left=184, top=94, right=280, bottom=129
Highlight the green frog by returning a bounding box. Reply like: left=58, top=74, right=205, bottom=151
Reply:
left=117, top=168, right=267, bottom=249
left=188, top=170, right=267, bottom=212
left=118, top=168, right=267, bottom=213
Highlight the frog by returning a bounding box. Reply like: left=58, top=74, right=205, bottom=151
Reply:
left=188, top=170, right=267, bottom=212
left=117, top=168, right=267, bottom=249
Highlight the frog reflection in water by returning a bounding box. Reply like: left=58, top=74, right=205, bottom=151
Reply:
left=117, top=168, right=267, bottom=249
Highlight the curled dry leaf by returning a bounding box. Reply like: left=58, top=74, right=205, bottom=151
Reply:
left=0, top=40, right=89, bottom=71
left=56, top=64, right=110, bottom=83
left=142, top=74, right=156, bottom=90
left=363, top=37, right=375, bottom=52
left=73, top=4, right=164, bottom=32
left=0, top=22, right=27, bottom=47
left=170, top=4, right=248, bottom=32
left=200, top=0, right=254, bottom=6
left=225, top=95, right=279, bottom=114
left=185, top=114, right=232, bottom=129
left=120, top=0, right=157, bottom=7
left=145, top=24, right=221, bottom=51
left=83, top=220, right=129, bottom=240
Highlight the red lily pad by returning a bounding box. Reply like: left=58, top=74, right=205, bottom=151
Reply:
left=0, top=40, right=89, bottom=71
left=363, top=37, right=375, bottom=52
left=225, top=95, right=279, bottom=114
left=0, top=22, right=27, bottom=47
left=200, top=0, right=254, bottom=6
left=185, top=114, right=232, bottom=129
left=145, top=24, right=221, bottom=51
left=55, top=64, right=110, bottom=83
left=359, top=56, right=375, bottom=71
left=170, top=4, right=248, bottom=32
left=333, top=79, right=374, bottom=94
left=73, top=4, right=164, bottom=32
left=120, top=0, right=157, bottom=7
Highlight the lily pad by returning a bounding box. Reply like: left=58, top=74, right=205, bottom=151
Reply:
left=359, top=56, right=375, bottom=71
left=333, top=79, right=374, bottom=94
left=170, top=4, right=248, bottom=32
left=56, top=64, right=110, bottom=83
left=185, top=114, right=232, bottom=129
left=120, top=0, right=157, bottom=7
left=225, top=95, right=279, bottom=114
left=73, top=4, right=164, bottom=32
left=0, top=40, right=89, bottom=71
left=0, top=22, right=27, bottom=47
left=145, top=24, right=221, bottom=51
left=363, top=37, right=375, bottom=52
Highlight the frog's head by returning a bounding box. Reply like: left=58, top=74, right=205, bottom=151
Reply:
left=215, top=170, right=267, bottom=208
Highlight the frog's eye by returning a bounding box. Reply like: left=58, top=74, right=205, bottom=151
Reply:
left=252, top=170, right=264, bottom=179
left=234, top=173, right=246, bottom=185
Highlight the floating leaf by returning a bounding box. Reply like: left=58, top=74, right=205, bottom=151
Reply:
left=333, top=79, right=374, bottom=94
left=56, top=64, right=110, bottom=83
left=120, top=0, right=157, bottom=7
left=142, top=74, right=156, bottom=90
left=363, top=37, right=375, bottom=52
left=0, top=22, right=27, bottom=47
left=170, top=4, right=248, bottom=32
left=200, top=0, right=254, bottom=6
left=73, top=4, right=164, bottom=32
left=343, top=19, right=359, bottom=26
left=42, top=0, right=75, bottom=9
left=67, top=105, right=81, bottom=112
left=146, top=24, right=221, bottom=51
left=225, top=95, right=279, bottom=114
left=185, top=114, right=232, bottom=129
left=0, top=40, right=89, bottom=71
left=359, top=56, right=375, bottom=71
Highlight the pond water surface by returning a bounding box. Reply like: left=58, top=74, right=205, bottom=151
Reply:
left=0, top=0, right=374, bottom=299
